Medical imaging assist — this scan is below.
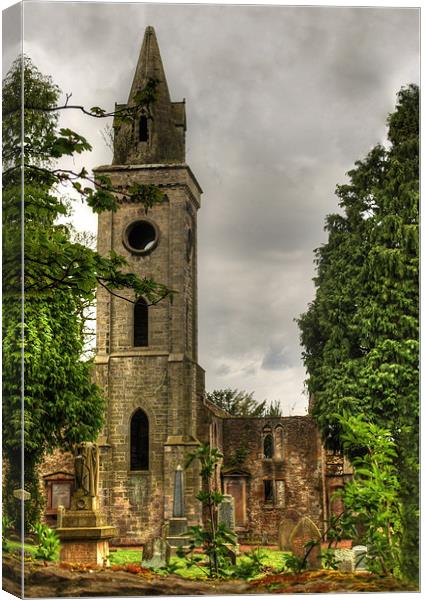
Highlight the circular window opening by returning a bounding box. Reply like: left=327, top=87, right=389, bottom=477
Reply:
left=124, top=220, right=158, bottom=254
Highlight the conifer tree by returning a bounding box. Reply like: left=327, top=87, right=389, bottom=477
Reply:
left=298, top=84, right=419, bottom=581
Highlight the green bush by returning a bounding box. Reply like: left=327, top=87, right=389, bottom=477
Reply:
left=32, top=522, right=60, bottom=561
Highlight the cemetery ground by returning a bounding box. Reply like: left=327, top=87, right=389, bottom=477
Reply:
left=2, top=541, right=417, bottom=596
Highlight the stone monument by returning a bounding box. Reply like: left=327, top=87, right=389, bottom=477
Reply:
left=218, top=494, right=236, bottom=532
left=217, top=494, right=239, bottom=564
left=278, top=508, right=302, bottom=551
left=353, top=545, right=368, bottom=570
left=289, top=516, right=322, bottom=569
left=142, top=536, right=167, bottom=569
left=56, top=442, right=117, bottom=566
left=165, top=465, right=191, bottom=561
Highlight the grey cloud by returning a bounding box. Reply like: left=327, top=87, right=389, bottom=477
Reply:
left=262, top=343, right=291, bottom=371
left=19, top=2, right=419, bottom=414
left=215, top=364, right=231, bottom=376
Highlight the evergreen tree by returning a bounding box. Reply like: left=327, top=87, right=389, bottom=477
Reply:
left=298, top=85, right=419, bottom=581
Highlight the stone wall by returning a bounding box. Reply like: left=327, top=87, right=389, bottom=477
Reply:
left=93, top=164, right=204, bottom=545
left=221, top=416, right=325, bottom=544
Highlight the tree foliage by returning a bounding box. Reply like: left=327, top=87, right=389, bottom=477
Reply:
left=336, top=414, right=402, bottom=577
left=2, top=56, right=170, bottom=529
left=182, top=445, right=237, bottom=578
left=298, top=84, right=419, bottom=581
left=206, top=388, right=282, bottom=417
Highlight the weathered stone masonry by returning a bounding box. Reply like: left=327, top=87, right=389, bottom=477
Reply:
left=40, top=26, right=349, bottom=546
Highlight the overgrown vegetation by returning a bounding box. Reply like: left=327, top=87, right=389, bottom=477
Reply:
left=180, top=444, right=237, bottom=578
left=32, top=522, right=60, bottom=561
left=298, top=84, right=419, bottom=582
left=336, top=414, right=402, bottom=577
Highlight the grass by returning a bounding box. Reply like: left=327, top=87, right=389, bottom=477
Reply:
left=4, top=538, right=60, bottom=562
left=5, top=538, right=286, bottom=579
left=109, top=548, right=142, bottom=566
left=110, top=546, right=286, bottom=580
left=3, top=540, right=37, bottom=556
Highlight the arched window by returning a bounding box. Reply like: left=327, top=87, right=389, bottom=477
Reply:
left=130, top=409, right=149, bottom=470
left=139, top=115, right=148, bottom=142
left=263, top=433, right=274, bottom=459
left=274, top=425, right=284, bottom=460
left=134, top=298, right=148, bottom=346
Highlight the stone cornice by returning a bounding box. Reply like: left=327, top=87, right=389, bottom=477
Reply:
left=93, top=162, right=203, bottom=194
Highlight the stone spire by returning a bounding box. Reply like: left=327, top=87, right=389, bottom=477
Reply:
left=112, top=26, right=186, bottom=165
left=127, top=25, right=171, bottom=105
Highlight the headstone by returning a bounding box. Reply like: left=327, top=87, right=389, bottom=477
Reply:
left=334, top=548, right=355, bottom=573
left=165, top=464, right=191, bottom=561
left=223, top=544, right=238, bottom=565
left=278, top=508, right=301, bottom=551
left=173, top=465, right=184, bottom=518
left=217, top=495, right=239, bottom=561
left=353, top=545, right=368, bottom=570
left=218, top=495, right=236, bottom=532
left=289, top=516, right=322, bottom=569
left=142, top=536, right=167, bottom=569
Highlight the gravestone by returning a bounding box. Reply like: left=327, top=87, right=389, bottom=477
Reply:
left=173, top=465, right=185, bottom=517
left=278, top=508, right=301, bottom=551
left=142, top=536, right=166, bottom=569
left=353, top=545, right=368, bottom=570
left=289, top=516, right=322, bottom=569
left=335, top=548, right=355, bottom=573
left=165, top=465, right=191, bottom=561
left=218, top=494, right=239, bottom=561
left=218, top=494, right=236, bottom=532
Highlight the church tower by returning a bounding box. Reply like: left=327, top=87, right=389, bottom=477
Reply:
left=93, top=27, right=205, bottom=543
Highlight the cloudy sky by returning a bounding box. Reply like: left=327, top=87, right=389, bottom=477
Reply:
left=4, top=1, right=419, bottom=414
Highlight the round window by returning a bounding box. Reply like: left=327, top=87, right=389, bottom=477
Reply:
left=123, top=220, right=159, bottom=254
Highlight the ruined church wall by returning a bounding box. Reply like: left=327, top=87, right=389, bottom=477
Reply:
left=222, top=416, right=324, bottom=544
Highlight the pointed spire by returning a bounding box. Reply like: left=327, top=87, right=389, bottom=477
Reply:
left=112, top=26, right=186, bottom=165
left=128, top=26, right=171, bottom=105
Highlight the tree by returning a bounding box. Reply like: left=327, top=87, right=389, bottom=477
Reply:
left=298, top=85, right=419, bottom=581
left=2, top=56, right=170, bottom=529
left=205, top=388, right=282, bottom=417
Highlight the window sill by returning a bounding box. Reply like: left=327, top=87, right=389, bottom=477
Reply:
left=128, top=470, right=150, bottom=476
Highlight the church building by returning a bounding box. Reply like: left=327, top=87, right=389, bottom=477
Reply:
left=41, top=26, right=349, bottom=546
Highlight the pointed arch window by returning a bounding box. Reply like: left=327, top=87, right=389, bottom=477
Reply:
left=134, top=298, right=148, bottom=347
left=139, top=115, right=149, bottom=142
left=130, top=409, right=149, bottom=471
left=262, top=424, right=274, bottom=459
left=263, top=433, right=274, bottom=459
left=274, top=425, right=284, bottom=460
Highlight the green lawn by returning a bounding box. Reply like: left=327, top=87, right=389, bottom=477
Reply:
left=3, top=540, right=37, bottom=556
left=110, top=546, right=286, bottom=580
left=109, top=548, right=142, bottom=566
left=5, top=538, right=286, bottom=580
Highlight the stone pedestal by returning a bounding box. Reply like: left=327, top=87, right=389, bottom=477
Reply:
left=165, top=517, right=191, bottom=561
left=57, top=490, right=117, bottom=566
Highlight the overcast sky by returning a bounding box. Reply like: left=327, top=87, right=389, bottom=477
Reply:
left=5, top=1, right=420, bottom=414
